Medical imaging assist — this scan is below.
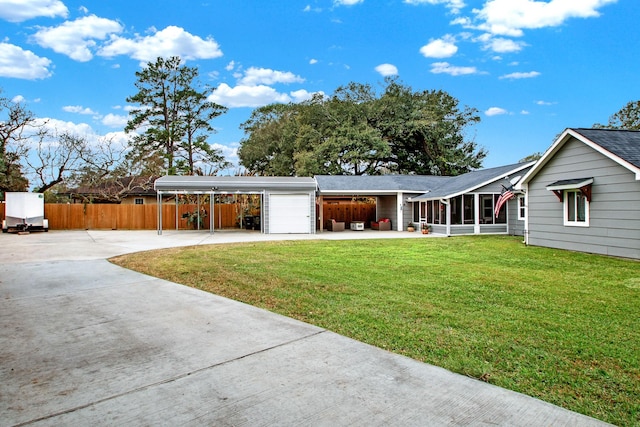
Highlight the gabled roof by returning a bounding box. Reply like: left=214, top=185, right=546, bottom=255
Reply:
left=316, top=162, right=534, bottom=199
left=412, top=162, right=533, bottom=200
left=518, top=128, right=640, bottom=187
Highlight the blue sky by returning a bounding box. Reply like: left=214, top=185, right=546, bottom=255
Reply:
left=1, top=0, right=638, bottom=173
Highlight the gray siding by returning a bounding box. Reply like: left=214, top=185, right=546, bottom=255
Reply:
left=508, top=197, right=525, bottom=236
left=527, top=137, right=640, bottom=259
left=450, top=225, right=474, bottom=235
left=377, top=195, right=397, bottom=228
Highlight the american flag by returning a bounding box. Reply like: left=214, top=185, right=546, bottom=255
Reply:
left=494, top=186, right=515, bottom=217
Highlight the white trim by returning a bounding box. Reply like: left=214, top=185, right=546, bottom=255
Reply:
left=563, top=189, right=590, bottom=227
left=517, top=195, right=525, bottom=220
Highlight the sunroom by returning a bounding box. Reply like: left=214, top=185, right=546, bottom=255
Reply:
left=406, top=162, right=533, bottom=236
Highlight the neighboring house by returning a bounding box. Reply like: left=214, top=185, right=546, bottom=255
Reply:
left=517, top=128, right=640, bottom=259
left=64, top=176, right=158, bottom=204
left=316, top=161, right=533, bottom=236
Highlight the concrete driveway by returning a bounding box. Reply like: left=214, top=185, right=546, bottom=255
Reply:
left=0, top=230, right=610, bottom=426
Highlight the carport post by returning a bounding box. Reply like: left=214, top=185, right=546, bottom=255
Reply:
left=175, top=195, right=179, bottom=230
left=209, top=192, right=214, bottom=235
left=157, top=191, right=163, bottom=235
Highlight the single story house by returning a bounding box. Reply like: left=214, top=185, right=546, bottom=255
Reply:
left=63, top=176, right=158, bottom=204
left=153, top=164, right=533, bottom=236
left=516, top=128, right=640, bottom=259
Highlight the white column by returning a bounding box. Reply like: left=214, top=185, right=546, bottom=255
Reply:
left=397, top=192, right=403, bottom=231
left=474, top=193, right=480, bottom=234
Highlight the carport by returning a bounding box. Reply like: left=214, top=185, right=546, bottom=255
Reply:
left=154, top=176, right=317, bottom=235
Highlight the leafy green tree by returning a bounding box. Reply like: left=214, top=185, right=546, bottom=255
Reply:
left=293, top=83, right=390, bottom=176
left=594, top=100, right=640, bottom=130
left=377, top=78, right=484, bottom=175
left=238, top=103, right=299, bottom=176
left=125, top=56, right=228, bottom=175
left=238, top=78, right=484, bottom=176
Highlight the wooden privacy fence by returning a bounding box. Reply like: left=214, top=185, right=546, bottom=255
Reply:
left=1, top=203, right=241, bottom=230
left=322, top=201, right=377, bottom=227
left=1, top=200, right=378, bottom=230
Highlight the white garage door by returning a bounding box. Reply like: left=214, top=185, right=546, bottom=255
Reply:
left=269, top=194, right=311, bottom=234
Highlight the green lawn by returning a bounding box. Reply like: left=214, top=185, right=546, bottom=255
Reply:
left=110, top=236, right=640, bottom=426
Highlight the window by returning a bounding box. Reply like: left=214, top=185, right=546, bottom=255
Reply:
left=564, top=190, right=589, bottom=226
left=463, top=195, right=475, bottom=224
left=134, top=198, right=144, bottom=205
left=451, top=195, right=462, bottom=225
left=518, top=196, right=525, bottom=220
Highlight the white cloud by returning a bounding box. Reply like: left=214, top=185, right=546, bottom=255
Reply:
left=521, top=110, right=530, bottom=115
left=420, top=35, right=458, bottom=58
left=63, top=105, right=97, bottom=115
left=485, top=107, right=508, bottom=116
left=474, top=0, right=617, bottom=37
left=98, top=26, right=223, bottom=62
left=0, top=43, right=52, bottom=79
left=11, top=95, right=25, bottom=103
left=225, top=60, right=235, bottom=71
left=334, top=0, right=364, bottom=5
left=208, top=83, right=292, bottom=108
left=0, top=0, right=68, bottom=22
left=238, top=67, right=305, bottom=86
left=404, top=0, right=465, bottom=14
left=375, top=63, right=398, bottom=76
left=102, top=113, right=128, bottom=128
left=430, top=61, right=477, bottom=76
left=32, top=15, right=123, bottom=62
left=536, top=100, right=556, bottom=105
left=36, top=117, right=97, bottom=138
left=483, top=36, right=526, bottom=53
left=500, top=71, right=540, bottom=79
left=309, top=58, right=318, bottom=64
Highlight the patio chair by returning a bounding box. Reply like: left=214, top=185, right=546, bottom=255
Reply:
left=327, top=219, right=345, bottom=231
left=371, top=218, right=391, bottom=230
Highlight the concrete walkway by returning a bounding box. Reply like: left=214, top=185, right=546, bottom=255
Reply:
left=0, top=230, right=610, bottom=426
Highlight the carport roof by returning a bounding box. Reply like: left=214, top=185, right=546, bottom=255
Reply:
left=154, top=176, right=317, bottom=193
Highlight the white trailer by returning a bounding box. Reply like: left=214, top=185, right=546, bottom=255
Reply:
left=2, top=192, right=49, bottom=233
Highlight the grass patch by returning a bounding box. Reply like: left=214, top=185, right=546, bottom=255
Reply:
left=110, top=235, right=639, bottom=425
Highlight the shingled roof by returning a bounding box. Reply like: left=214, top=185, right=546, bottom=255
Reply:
left=316, top=162, right=533, bottom=199
left=518, top=128, right=640, bottom=186
left=572, top=128, right=640, bottom=169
